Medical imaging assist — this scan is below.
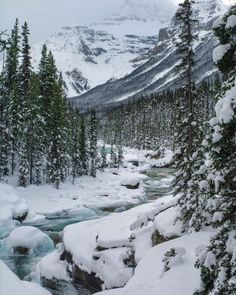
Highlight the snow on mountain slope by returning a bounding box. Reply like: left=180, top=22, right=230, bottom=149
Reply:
left=31, top=0, right=176, bottom=97
left=71, top=0, right=227, bottom=112
left=32, top=26, right=159, bottom=97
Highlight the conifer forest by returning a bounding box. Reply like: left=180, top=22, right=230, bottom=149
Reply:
left=0, top=1, right=236, bottom=295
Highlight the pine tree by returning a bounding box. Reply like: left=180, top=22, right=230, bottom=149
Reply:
left=47, top=57, right=69, bottom=189
left=100, top=145, right=107, bottom=171
left=173, top=0, right=200, bottom=231
left=0, top=19, right=21, bottom=177
left=70, top=109, right=81, bottom=184
left=78, top=115, right=88, bottom=176
left=117, top=144, right=123, bottom=168
left=7, top=83, right=21, bottom=175
left=89, top=110, right=97, bottom=177
left=17, top=140, right=29, bottom=187
left=195, top=6, right=236, bottom=294
left=109, top=144, right=117, bottom=168
left=19, top=22, right=31, bottom=106
left=24, top=74, right=45, bottom=185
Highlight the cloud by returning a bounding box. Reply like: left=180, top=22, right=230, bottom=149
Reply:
left=0, top=0, right=122, bottom=43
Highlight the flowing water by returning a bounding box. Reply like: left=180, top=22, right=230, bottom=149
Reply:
left=0, top=167, right=174, bottom=295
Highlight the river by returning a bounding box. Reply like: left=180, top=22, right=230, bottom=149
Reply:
left=0, top=167, right=175, bottom=295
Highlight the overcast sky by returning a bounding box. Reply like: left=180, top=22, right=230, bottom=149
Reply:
left=1, top=0, right=126, bottom=42
left=0, top=0, right=230, bottom=43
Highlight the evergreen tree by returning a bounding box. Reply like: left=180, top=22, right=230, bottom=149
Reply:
left=117, top=144, right=123, bottom=167
left=89, top=110, right=97, bottom=177
left=17, top=140, right=29, bottom=187
left=0, top=19, right=21, bottom=177
left=173, top=0, right=200, bottom=231
left=70, top=109, right=81, bottom=184
left=19, top=21, right=31, bottom=105
left=78, top=115, right=88, bottom=176
left=195, top=6, right=236, bottom=294
left=7, top=83, right=21, bottom=175
left=100, top=145, right=107, bottom=171
left=24, top=74, right=45, bottom=185
left=47, top=58, right=69, bottom=189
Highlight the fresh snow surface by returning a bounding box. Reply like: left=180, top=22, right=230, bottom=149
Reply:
left=213, top=44, right=231, bottom=63
left=0, top=259, right=51, bottom=295
left=96, top=231, right=216, bottom=295
left=0, top=183, right=28, bottom=239
left=215, top=80, right=236, bottom=124
left=226, top=14, right=236, bottom=28
left=0, top=147, right=169, bottom=235
left=13, top=168, right=146, bottom=218
left=36, top=244, right=70, bottom=282
left=3, top=226, right=54, bottom=255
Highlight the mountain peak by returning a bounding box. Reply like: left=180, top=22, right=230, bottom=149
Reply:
left=193, top=0, right=227, bottom=22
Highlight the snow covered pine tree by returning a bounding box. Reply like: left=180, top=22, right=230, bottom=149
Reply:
left=195, top=5, right=236, bottom=295
left=173, top=0, right=201, bottom=232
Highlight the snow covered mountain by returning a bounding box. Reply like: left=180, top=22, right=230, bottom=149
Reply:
left=71, top=0, right=227, bottom=112
left=32, top=0, right=176, bottom=97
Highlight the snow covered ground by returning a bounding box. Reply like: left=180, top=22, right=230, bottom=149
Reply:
left=1, top=147, right=170, bottom=228
left=96, top=230, right=215, bottom=295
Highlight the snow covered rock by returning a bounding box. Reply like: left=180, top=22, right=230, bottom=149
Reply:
left=120, top=178, right=140, bottom=189
left=36, top=244, right=69, bottom=282
left=5, top=226, right=54, bottom=255
left=0, top=259, right=51, bottom=295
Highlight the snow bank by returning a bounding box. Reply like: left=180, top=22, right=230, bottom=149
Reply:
left=36, top=244, right=69, bottom=281
left=215, top=82, right=236, bottom=124
left=0, top=183, right=28, bottom=238
left=226, top=14, right=236, bottom=29
left=213, top=44, right=231, bottom=64
left=0, top=259, right=51, bottom=295
left=5, top=226, right=54, bottom=255
left=212, top=15, right=225, bottom=29
left=14, top=166, right=146, bottom=218
left=96, top=231, right=215, bottom=295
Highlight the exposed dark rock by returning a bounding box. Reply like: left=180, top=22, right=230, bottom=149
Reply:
left=13, top=212, right=28, bottom=223
left=158, top=27, right=169, bottom=42
left=100, top=207, right=116, bottom=213
left=60, top=250, right=73, bottom=264
left=72, top=265, right=103, bottom=293
left=128, top=160, right=139, bottom=167
left=122, top=183, right=140, bottom=190
left=151, top=230, right=179, bottom=247
left=13, top=246, right=30, bottom=255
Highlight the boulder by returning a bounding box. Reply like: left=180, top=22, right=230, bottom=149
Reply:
left=120, top=178, right=140, bottom=189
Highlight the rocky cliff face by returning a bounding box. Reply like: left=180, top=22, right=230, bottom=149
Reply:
left=71, top=0, right=227, bottom=112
